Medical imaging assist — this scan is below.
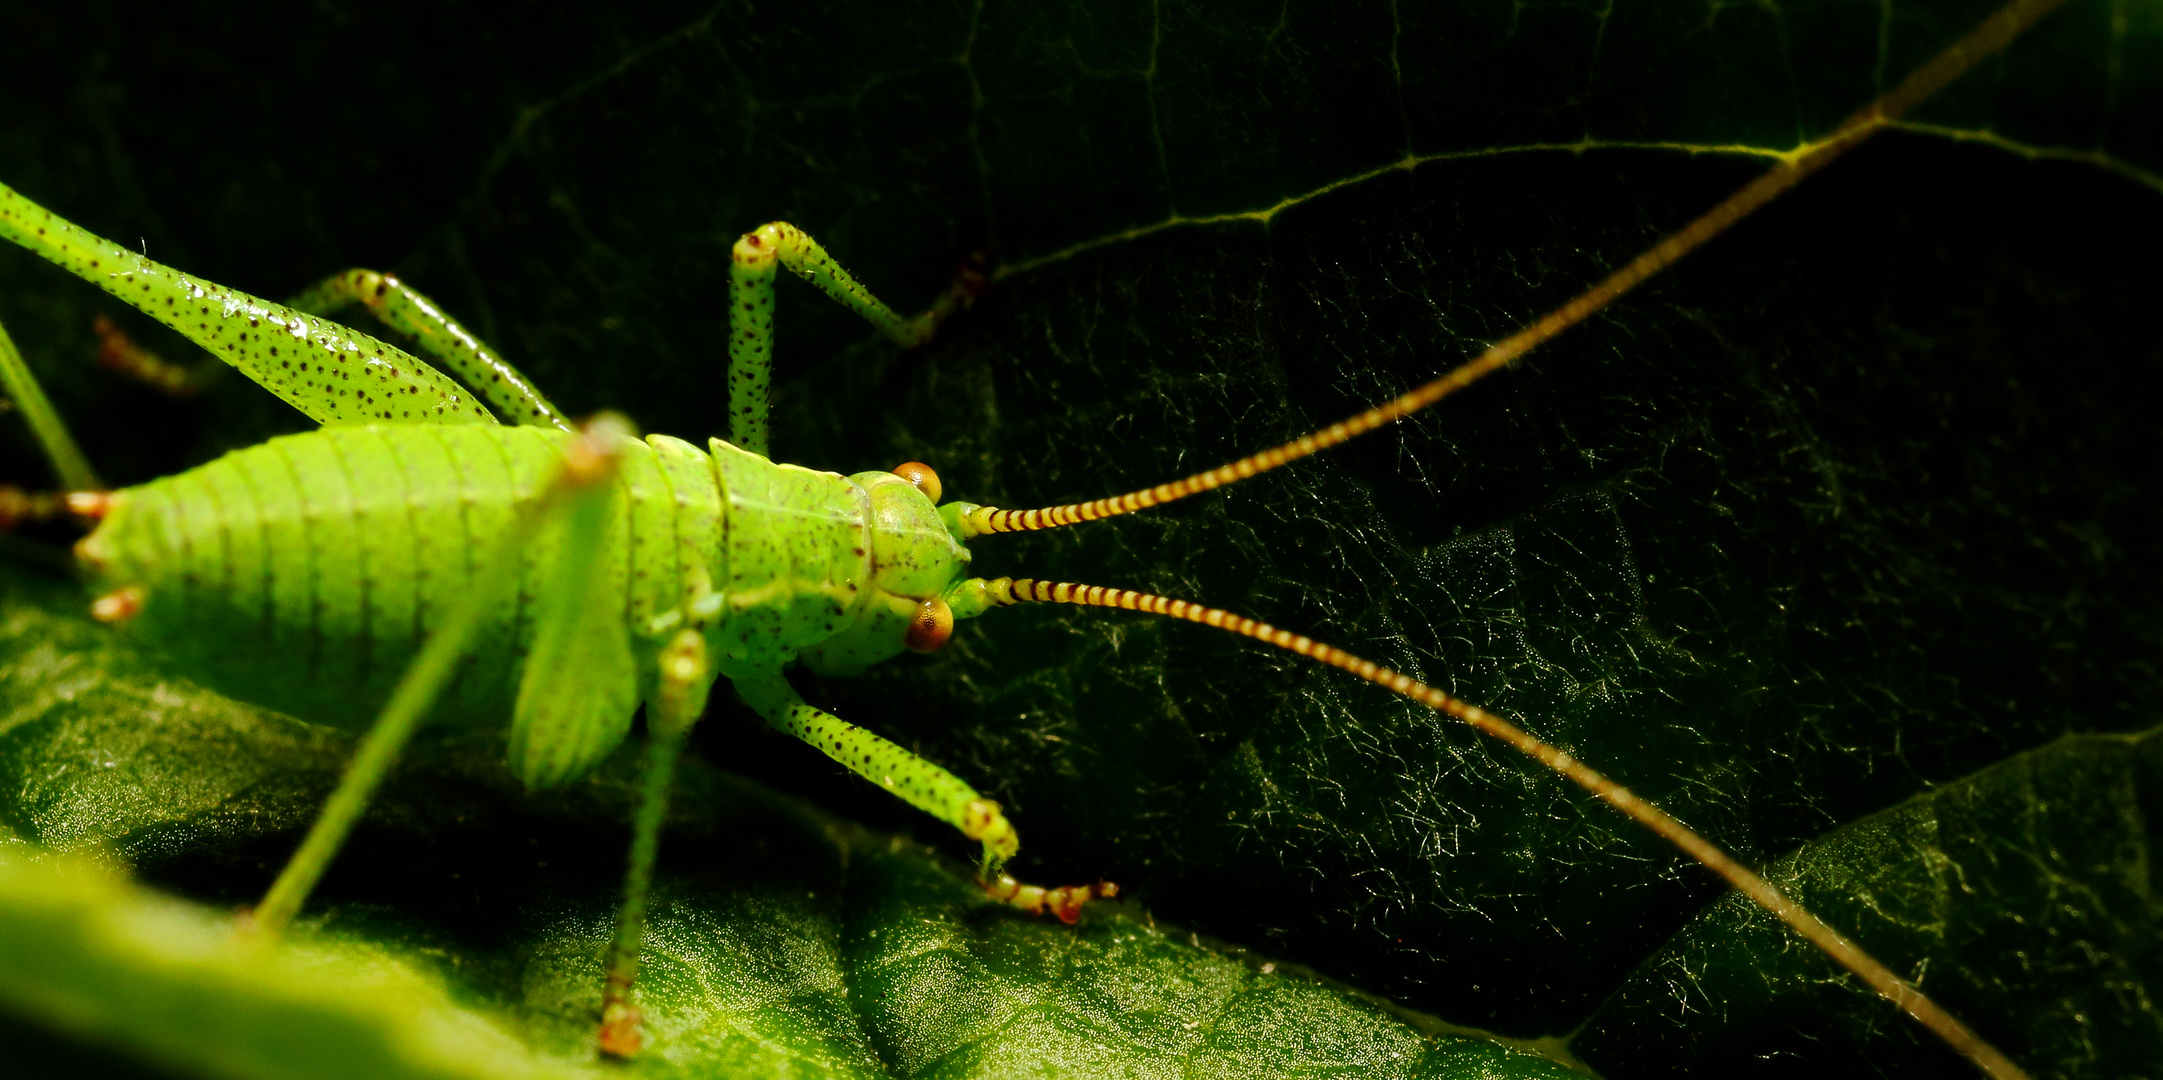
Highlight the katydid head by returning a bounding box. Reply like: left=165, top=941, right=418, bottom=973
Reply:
left=796, top=462, right=972, bottom=676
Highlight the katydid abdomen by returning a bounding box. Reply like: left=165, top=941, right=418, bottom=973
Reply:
left=74, top=422, right=972, bottom=745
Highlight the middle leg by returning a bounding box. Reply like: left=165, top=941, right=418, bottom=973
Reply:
left=725, top=223, right=985, bottom=457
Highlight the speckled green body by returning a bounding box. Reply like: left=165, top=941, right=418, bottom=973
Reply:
left=2, top=174, right=1079, bottom=986
left=79, top=425, right=972, bottom=740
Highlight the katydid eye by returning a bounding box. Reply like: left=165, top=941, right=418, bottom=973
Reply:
left=893, top=461, right=942, bottom=504
left=905, top=596, right=954, bottom=653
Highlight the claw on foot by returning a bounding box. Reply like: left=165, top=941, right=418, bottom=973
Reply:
left=90, top=584, right=144, bottom=623
left=598, top=978, right=642, bottom=1059
left=981, top=873, right=1120, bottom=924
left=66, top=490, right=112, bottom=521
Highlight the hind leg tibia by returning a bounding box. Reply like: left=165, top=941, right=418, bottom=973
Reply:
left=290, top=269, right=567, bottom=429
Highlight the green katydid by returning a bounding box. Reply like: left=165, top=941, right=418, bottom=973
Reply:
left=0, top=0, right=2079, bottom=1073
left=0, top=187, right=1128, bottom=1055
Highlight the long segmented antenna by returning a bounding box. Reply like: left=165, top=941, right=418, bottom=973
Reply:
left=943, top=2, right=2072, bottom=1073
left=976, top=577, right=2030, bottom=1080
left=956, top=0, right=2070, bottom=540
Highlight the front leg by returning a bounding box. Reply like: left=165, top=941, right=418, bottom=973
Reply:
left=732, top=672, right=1113, bottom=922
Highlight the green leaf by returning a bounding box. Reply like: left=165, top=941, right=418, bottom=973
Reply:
left=1, top=0, right=2159, bottom=1076
left=1577, top=730, right=2163, bottom=1077
left=0, top=848, right=597, bottom=1080
left=0, top=568, right=1570, bottom=1079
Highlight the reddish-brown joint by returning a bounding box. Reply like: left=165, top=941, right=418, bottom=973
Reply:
left=598, top=1003, right=642, bottom=1058
left=66, top=490, right=112, bottom=521
left=90, top=585, right=145, bottom=624
left=981, top=873, right=1120, bottom=924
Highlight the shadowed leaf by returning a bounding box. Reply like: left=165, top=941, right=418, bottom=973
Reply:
left=0, top=0, right=2158, bottom=1075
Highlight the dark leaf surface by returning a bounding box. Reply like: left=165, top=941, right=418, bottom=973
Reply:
left=0, top=569, right=1570, bottom=1080
left=0, top=0, right=2159, bottom=1076
left=1580, top=729, right=2163, bottom=1077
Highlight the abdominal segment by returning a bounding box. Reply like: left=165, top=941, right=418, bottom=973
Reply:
left=77, top=425, right=700, bottom=731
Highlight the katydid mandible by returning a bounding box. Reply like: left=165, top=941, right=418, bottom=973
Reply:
left=0, top=0, right=2064, bottom=1071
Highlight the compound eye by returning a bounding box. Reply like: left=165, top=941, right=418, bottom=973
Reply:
left=905, top=596, right=954, bottom=653
left=892, top=461, right=943, bottom=505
